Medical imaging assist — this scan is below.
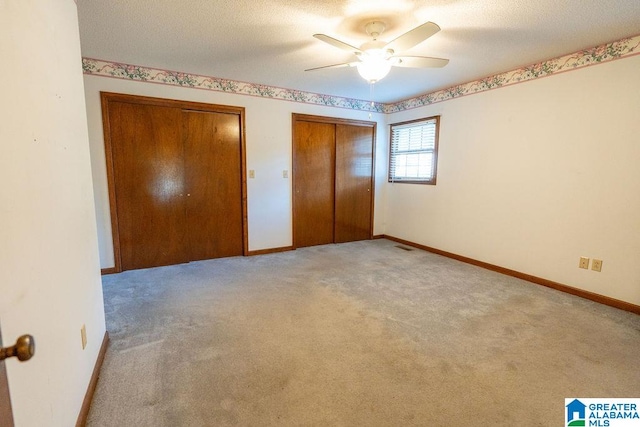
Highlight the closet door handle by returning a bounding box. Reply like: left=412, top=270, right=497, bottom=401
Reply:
left=0, top=335, right=35, bottom=362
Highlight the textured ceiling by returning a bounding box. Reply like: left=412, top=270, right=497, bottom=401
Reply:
left=77, top=0, right=640, bottom=103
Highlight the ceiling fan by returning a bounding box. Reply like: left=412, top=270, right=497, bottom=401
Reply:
left=307, top=21, right=449, bottom=83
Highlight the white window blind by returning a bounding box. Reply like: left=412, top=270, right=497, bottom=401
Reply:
left=389, top=116, right=439, bottom=184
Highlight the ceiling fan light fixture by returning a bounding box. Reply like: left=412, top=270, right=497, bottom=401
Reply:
left=357, top=59, right=391, bottom=83
left=357, top=49, right=392, bottom=83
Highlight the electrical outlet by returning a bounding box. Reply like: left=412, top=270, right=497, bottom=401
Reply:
left=592, top=259, right=603, bottom=272
left=579, top=257, right=590, bottom=269
left=81, top=324, right=87, bottom=350
left=283, top=170, right=288, bottom=178
left=249, top=170, right=255, bottom=179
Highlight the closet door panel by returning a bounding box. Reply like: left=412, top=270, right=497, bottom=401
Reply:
left=335, top=124, right=374, bottom=243
left=110, top=102, right=188, bottom=270
left=183, top=110, right=243, bottom=260
left=293, top=121, right=335, bottom=248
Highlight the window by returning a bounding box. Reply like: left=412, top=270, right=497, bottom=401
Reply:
left=389, top=116, right=440, bottom=184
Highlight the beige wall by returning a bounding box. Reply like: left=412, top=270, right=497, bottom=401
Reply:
left=83, top=76, right=388, bottom=268
left=384, top=55, right=640, bottom=305
left=0, top=1, right=105, bottom=426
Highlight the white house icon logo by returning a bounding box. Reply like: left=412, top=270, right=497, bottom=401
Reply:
left=567, top=399, right=587, bottom=426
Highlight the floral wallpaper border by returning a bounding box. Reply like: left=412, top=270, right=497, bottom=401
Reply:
left=386, top=34, right=640, bottom=113
left=81, top=58, right=385, bottom=113
left=82, top=34, right=640, bottom=114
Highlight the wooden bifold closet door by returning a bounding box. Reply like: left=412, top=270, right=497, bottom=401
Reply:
left=103, top=93, right=246, bottom=272
left=182, top=110, right=243, bottom=261
left=293, top=121, right=336, bottom=247
left=293, top=114, right=375, bottom=248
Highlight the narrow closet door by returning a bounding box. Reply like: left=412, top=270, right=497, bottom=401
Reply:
left=182, top=110, right=243, bottom=260
left=335, top=124, right=374, bottom=243
left=293, top=121, right=335, bottom=248
left=109, top=102, right=188, bottom=270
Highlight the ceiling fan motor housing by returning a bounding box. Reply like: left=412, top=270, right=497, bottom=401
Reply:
left=360, top=40, right=393, bottom=56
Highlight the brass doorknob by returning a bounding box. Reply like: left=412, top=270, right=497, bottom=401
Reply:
left=0, top=335, right=35, bottom=362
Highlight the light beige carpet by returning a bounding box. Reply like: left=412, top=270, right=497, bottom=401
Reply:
left=87, top=239, right=640, bottom=426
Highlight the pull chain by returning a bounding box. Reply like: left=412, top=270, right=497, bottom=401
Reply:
left=368, top=83, right=375, bottom=119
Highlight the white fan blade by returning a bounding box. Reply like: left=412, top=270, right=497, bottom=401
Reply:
left=393, top=56, right=449, bottom=68
left=313, top=34, right=362, bottom=53
left=305, top=62, right=358, bottom=72
left=386, top=22, right=441, bottom=53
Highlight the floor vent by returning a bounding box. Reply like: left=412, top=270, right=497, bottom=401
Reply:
left=395, top=245, right=414, bottom=251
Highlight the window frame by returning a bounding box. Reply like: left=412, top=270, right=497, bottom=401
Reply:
left=388, top=115, right=440, bottom=185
